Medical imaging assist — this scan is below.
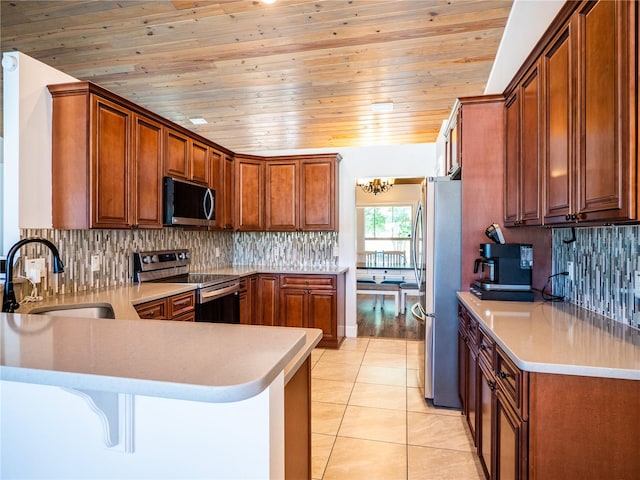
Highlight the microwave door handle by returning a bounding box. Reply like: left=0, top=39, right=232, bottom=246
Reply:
left=204, top=188, right=214, bottom=220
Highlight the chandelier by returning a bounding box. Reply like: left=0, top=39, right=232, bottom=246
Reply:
left=357, top=178, right=394, bottom=195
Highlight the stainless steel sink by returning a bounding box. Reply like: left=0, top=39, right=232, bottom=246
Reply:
left=28, top=304, right=116, bottom=319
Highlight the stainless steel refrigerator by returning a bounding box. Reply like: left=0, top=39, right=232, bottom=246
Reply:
left=411, top=176, right=461, bottom=408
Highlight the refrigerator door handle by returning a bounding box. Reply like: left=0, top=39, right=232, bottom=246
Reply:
left=411, top=302, right=426, bottom=324
left=412, top=202, right=423, bottom=287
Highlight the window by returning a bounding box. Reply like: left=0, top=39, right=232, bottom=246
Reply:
left=360, top=205, right=412, bottom=264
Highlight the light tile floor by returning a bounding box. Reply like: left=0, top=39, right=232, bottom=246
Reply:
left=311, top=337, right=484, bottom=480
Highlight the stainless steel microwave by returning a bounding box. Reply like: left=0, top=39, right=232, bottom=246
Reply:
left=163, top=177, right=215, bottom=227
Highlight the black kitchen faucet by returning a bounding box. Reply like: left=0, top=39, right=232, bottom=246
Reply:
left=2, top=238, right=64, bottom=313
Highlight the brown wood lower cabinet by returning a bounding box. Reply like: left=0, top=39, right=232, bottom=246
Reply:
left=135, top=291, right=196, bottom=321
left=257, top=274, right=280, bottom=326
left=239, top=275, right=257, bottom=325
left=459, top=302, right=640, bottom=480
left=279, top=273, right=345, bottom=349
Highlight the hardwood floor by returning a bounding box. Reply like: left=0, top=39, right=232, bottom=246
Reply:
left=357, top=295, right=421, bottom=339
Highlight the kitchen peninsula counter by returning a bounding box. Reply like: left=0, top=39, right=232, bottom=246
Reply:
left=1, top=310, right=322, bottom=479
left=0, top=312, right=320, bottom=402
left=457, top=291, right=640, bottom=380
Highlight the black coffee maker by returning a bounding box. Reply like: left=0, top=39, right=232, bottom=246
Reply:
left=471, top=243, right=534, bottom=301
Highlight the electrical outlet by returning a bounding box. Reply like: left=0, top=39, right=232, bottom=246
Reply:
left=25, top=258, right=45, bottom=283
left=215, top=247, right=220, bottom=258
left=566, top=261, right=574, bottom=282
left=91, top=255, right=100, bottom=272
left=634, top=271, right=640, bottom=298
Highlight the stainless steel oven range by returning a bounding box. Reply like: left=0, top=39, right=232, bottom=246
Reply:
left=133, top=249, right=240, bottom=323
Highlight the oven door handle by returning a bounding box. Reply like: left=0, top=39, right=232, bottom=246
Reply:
left=200, top=284, right=239, bottom=302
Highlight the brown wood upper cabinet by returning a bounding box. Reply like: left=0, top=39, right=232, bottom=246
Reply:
left=49, top=82, right=163, bottom=229
left=506, top=0, right=637, bottom=226
left=235, top=155, right=265, bottom=231
left=209, top=149, right=234, bottom=230
left=544, top=0, right=637, bottom=224
left=504, top=63, right=543, bottom=227
left=444, top=102, right=462, bottom=175
left=164, top=127, right=209, bottom=186
left=265, top=154, right=341, bottom=231
left=236, top=153, right=341, bottom=232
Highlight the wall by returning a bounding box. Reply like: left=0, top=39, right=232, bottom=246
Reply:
left=2, top=52, right=77, bottom=253
left=257, top=144, right=438, bottom=337
left=484, top=0, right=565, bottom=94
left=552, top=226, right=640, bottom=329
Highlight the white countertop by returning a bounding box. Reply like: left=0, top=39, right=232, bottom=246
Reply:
left=457, top=292, right=640, bottom=380
left=0, top=312, right=321, bottom=402
left=2, top=280, right=324, bottom=403
left=14, top=282, right=199, bottom=318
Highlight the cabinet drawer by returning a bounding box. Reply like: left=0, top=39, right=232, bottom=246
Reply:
left=496, top=346, right=528, bottom=420
left=135, top=298, right=167, bottom=320
left=477, top=327, right=495, bottom=369
left=280, top=275, right=336, bottom=290
left=172, top=310, right=196, bottom=322
left=169, top=291, right=195, bottom=317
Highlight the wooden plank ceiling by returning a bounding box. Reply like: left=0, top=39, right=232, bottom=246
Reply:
left=1, top=0, right=512, bottom=153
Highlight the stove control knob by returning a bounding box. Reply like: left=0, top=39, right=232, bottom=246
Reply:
left=142, top=255, right=152, bottom=264
left=185, top=252, right=190, bottom=259
left=151, top=255, right=159, bottom=263
left=178, top=252, right=186, bottom=260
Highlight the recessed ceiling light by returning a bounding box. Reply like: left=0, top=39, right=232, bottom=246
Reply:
left=261, top=0, right=277, bottom=4
left=189, top=117, right=208, bottom=125
left=371, top=102, right=394, bottom=113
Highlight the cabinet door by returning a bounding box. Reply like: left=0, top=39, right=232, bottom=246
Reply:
left=458, top=326, right=468, bottom=414
left=308, top=289, right=337, bottom=344
left=543, top=26, right=573, bottom=224
left=478, top=359, right=494, bottom=479
left=239, top=275, right=257, bottom=325
left=504, top=92, right=520, bottom=226
left=279, top=288, right=307, bottom=328
left=235, top=157, right=264, bottom=231
left=450, top=110, right=461, bottom=169
left=467, top=347, right=478, bottom=441
left=520, top=65, right=542, bottom=225
left=575, top=0, right=634, bottom=222
left=495, top=391, right=527, bottom=480
left=239, top=289, right=251, bottom=325
left=132, top=114, right=163, bottom=228
left=91, top=95, right=131, bottom=228
left=257, top=274, right=279, bottom=326
left=164, top=128, right=190, bottom=180
left=209, top=148, right=223, bottom=228
left=190, top=139, right=209, bottom=186
left=299, top=157, right=336, bottom=231
left=221, top=154, right=235, bottom=230
left=265, top=160, right=298, bottom=231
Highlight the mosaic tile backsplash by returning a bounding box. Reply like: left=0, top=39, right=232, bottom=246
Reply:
left=553, top=226, right=640, bottom=329
left=233, top=231, right=338, bottom=267
left=13, top=228, right=337, bottom=299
